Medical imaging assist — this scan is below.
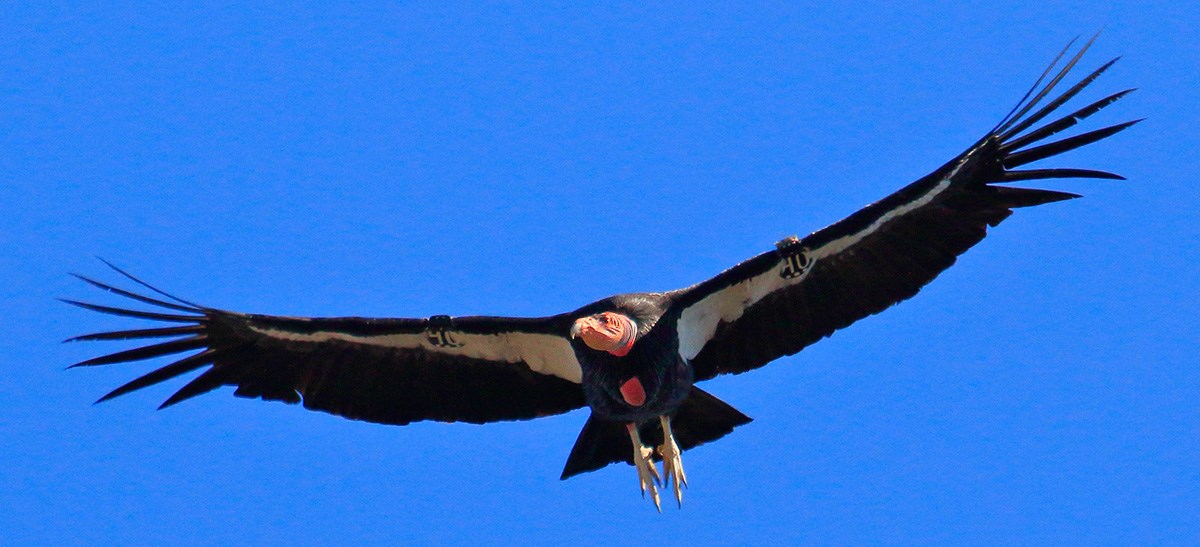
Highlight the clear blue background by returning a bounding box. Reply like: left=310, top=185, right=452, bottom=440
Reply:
left=3, top=2, right=1197, bottom=544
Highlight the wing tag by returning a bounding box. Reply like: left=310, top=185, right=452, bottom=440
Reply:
left=425, top=315, right=465, bottom=348
left=775, top=236, right=813, bottom=280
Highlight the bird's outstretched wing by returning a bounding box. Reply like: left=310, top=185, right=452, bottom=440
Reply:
left=670, top=36, right=1139, bottom=382
left=66, top=263, right=585, bottom=425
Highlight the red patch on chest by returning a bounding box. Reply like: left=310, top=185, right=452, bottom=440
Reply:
left=620, top=376, right=646, bottom=407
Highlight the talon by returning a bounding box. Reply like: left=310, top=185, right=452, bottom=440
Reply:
left=659, top=416, right=687, bottom=508
left=626, top=423, right=662, bottom=512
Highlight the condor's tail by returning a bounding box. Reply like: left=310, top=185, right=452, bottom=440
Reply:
left=560, top=387, right=751, bottom=480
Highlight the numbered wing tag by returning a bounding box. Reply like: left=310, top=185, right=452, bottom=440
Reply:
left=775, top=236, right=814, bottom=281
left=425, top=315, right=465, bottom=348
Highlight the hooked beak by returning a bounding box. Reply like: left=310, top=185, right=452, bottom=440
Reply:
left=569, top=319, right=585, bottom=339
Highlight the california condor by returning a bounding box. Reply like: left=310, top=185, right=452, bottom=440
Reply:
left=66, top=36, right=1136, bottom=511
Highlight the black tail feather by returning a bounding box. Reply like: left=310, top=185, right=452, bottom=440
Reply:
left=560, top=387, right=752, bottom=480
left=560, top=413, right=631, bottom=480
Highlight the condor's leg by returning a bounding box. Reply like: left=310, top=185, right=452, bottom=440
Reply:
left=658, top=415, right=688, bottom=507
left=626, top=422, right=661, bottom=511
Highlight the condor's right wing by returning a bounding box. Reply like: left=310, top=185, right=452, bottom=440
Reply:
left=66, top=265, right=587, bottom=426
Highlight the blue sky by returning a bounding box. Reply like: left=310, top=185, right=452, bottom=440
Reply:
left=3, top=2, right=1197, bottom=544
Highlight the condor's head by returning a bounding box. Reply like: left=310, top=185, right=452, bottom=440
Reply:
left=570, top=311, right=638, bottom=357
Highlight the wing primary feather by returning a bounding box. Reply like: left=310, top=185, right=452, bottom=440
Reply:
left=992, top=187, right=1082, bottom=208
left=65, top=325, right=205, bottom=343
left=70, top=273, right=200, bottom=313
left=158, top=367, right=232, bottom=410
left=998, top=57, right=1121, bottom=142
left=68, top=336, right=209, bottom=368
left=990, top=35, right=1078, bottom=134
left=95, top=349, right=217, bottom=403
left=1001, top=168, right=1125, bottom=182
left=96, top=257, right=204, bottom=308
left=1003, top=119, right=1143, bottom=168
left=995, top=32, right=1099, bottom=137
left=60, top=299, right=205, bottom=323
left=1001, top=89, right=1135, bottom=152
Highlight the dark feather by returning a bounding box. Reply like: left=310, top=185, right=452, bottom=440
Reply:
left=59, top=299, right=202, bottom=323
left=97, top=258, right=203, bottom=308
left=70, top=273, right=200, bottom=313
left=1000, top=168, right=1124, bottom=182
left=159, top=367, right=234, bottom=409
left=995, top=32, right=1098, bottom=136
left=990, top=36, right=1077, bottom=134
left=69, top=336, right=209, bottom=368
left=998, top=57, right=1120, bottom=142
left=65, top=325, right=205, bottom=343
left=1004, top=119, right=1142, bottom=168
left=1002, top=89, right=1134, bottom=153
left=96, top=350, right=217, bottom=403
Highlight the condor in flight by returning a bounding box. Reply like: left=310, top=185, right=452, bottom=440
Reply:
left=67, top=37, right=1136, bottom=511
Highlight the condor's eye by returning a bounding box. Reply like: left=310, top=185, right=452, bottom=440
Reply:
left=598, top=315, right=610, bottom=324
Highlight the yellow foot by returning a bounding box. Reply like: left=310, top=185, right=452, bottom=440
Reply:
left=626, top=423, right=662, bottom=512
left=658, top=416, right=688, bottom=508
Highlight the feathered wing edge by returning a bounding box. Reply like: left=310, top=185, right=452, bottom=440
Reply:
left=992, top=36, right=1139, bottom=184
left=63, top=265, right=217, bottom=408
left=679, top=35, right=1138, bottom=381
left=948, top=32, right=1138, bottom=197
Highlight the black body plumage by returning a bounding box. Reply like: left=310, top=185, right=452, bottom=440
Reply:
left=570, top=294, right=693, bottom=422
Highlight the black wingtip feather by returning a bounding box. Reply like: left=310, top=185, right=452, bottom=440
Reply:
left=998, top=57, right=1123, bottom=143
left=1002, top=89, right=1136, bottom=153
left=95, top=258, right=204, bottom=309
left=1001, top=168, right=1126, bottom=183
left=979, top=35, right=1136, bottom=189
left=64, top=325, right=206, bottom=343
left=1003, top=119, right=1143, bottom=169
left=60, top=299, right=204, bottom=323
left=70, top=273, right=200, bottom=313
left=995, top=33, right=1099, bottom=137
left=991, top=36, right=1079, bottom=134
left=95, top=350, right=217, bottom=404
left=994, top=187, right=1082, bottom=208
left=68, top=336, right=209, bottom=368
left=158, top=368, right=229, bottom=410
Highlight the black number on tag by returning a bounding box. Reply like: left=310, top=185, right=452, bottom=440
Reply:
left=775, top=236, right=813, bottom=280
left=426, top=315, right=465, bottom=348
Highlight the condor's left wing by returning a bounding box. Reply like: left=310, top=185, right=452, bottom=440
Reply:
left=66, top=266, right=586, bottom=425
left=669, top=37, right=1138, bottom=382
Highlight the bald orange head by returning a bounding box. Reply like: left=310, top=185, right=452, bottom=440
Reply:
left=571, top=312, right=637, bottom=357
